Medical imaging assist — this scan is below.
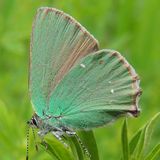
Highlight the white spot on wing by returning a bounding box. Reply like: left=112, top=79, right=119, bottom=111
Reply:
left=110, top=89, right=114, bottom=94
left=108, top=81, right=112, bottom=84
left=80, top=63, right=86, bottom=68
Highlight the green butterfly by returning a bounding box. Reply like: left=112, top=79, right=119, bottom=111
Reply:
left=27, top=7, right=142, bottom=159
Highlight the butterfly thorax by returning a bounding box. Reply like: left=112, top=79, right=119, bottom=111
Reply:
left=27, top=113, right=66, bottom=135
left=27, top=113, right=43, bottom=129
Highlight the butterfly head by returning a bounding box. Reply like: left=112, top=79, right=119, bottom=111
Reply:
left=26, top=113, right=40, bottom=160
left=27, top=113, right=41, bottom=128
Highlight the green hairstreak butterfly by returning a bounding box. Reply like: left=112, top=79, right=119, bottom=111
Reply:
left=26, top=7, right=142, bottom=159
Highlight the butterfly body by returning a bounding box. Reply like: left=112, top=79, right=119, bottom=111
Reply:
left=27, top=7, right=141, bottom=158
left=28, top=113, right=72, bottom=135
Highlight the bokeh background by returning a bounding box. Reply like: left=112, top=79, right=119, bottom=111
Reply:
left=0, top=0, right=160, bottom=159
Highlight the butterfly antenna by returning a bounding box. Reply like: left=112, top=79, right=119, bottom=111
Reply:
left=31, top=127, right=38, bottom=151
left=75, top=134, right=91, bottom=158
left=26, top=123, right=30, bottom=160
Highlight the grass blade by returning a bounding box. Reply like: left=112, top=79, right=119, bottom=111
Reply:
left=69, top=135, right=84, bottom=160
left=78, top=130, right=99, bottom=160
left=131, top=112, right=160, bottom=159
left=121, top=118, right=129, bottom=160
left=144, top=143, right=160, bottom=160
left=40, top=141, right=60, bottom=160
left=129, top=129, right=142, bottom=155
left=134, top=125, right=147, bottom=159
left=40, top=135, right=74, bottom=160
left=143, top=113, right=160, bottom=154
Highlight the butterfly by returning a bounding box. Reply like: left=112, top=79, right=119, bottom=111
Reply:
left=26, top=7, right=142, bottom=159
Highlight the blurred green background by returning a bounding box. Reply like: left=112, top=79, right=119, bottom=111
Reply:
left=0, top=0, right=160, bottom=159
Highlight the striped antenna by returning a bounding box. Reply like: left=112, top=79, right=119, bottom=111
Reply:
left=26, top=124, right=30, bottom=160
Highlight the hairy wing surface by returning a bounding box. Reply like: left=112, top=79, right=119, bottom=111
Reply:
left=48, top=49, right=141, bottom=129
left=29, top=7, right=99, bottom=116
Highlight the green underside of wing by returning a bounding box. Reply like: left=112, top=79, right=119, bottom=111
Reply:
left=30, top=8, right=141, bottom=129
left=61, top=110, right=127, bottom=129
left=30, top=8, right=98, bottom=117
left=46, top=49, right=141, bottom=129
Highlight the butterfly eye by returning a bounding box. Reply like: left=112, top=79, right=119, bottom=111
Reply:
left=32, top=118, right=38, bottom=127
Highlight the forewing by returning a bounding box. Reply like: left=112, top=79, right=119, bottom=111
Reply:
left=29, top=7, right=99, bottom=116
left=48, top=49, right=141, bottom=129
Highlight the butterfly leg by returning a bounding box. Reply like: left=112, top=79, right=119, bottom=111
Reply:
left=38, top=129, right=49, bottom=137
left=38, top=130, right=49, bottom=149
left=51, top=131, right=68, bottom=147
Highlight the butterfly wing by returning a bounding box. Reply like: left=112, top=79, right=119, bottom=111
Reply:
left=48, top=49, right=141, bottom=129
left=29, top=7, right=99, bottom=116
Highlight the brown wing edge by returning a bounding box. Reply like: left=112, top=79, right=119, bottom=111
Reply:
left=37, top=7, right=99, bottom=49
left=107, top=49, right=142, bottom=117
